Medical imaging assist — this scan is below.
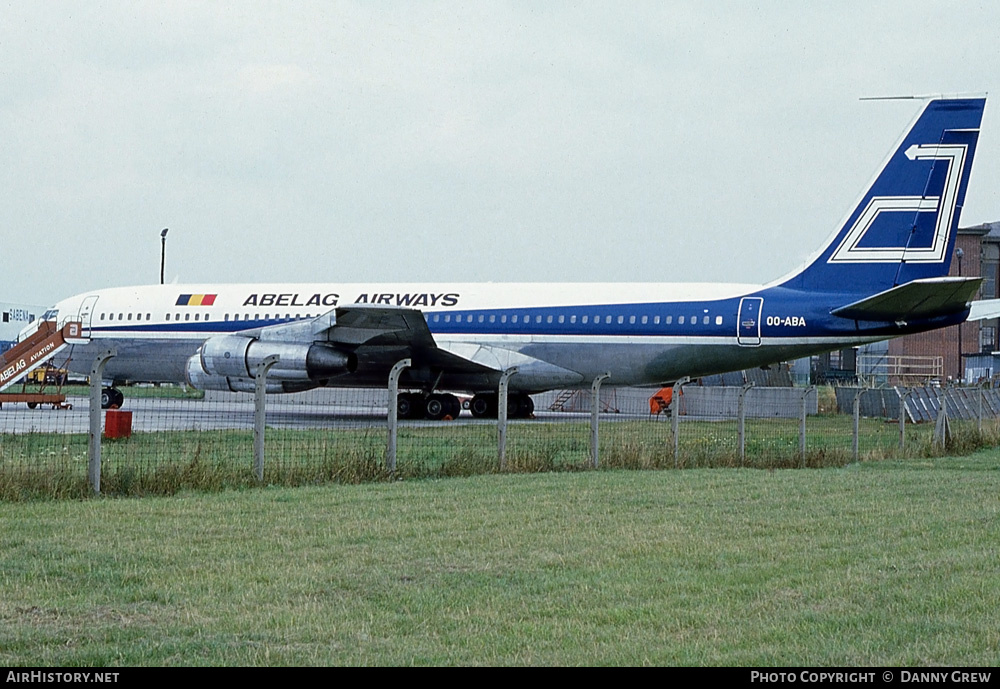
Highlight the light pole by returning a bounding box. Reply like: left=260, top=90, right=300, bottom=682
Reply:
left=956, top=247, right=964, bottom=382
left=160, top=228, right=169, bottom=284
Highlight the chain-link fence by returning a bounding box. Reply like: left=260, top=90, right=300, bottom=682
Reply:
left=3, top=354, right=999, bottom=500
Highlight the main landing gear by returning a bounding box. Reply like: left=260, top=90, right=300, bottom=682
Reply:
left=395, top=392, right=535, bottom=420
left=396, top=392, right=463, bottom=421
left=469, top=392, right=534, bottom=420
left=100, top=387, right=124, bottom=410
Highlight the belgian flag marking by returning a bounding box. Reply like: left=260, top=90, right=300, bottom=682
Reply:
left=176, top=294, right=217, bottom=306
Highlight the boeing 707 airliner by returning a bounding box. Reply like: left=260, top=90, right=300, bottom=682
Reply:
left=16, top=97, right=999, bottom=419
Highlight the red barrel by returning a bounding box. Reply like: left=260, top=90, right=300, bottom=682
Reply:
left=104, top=410, right=133, bottom=439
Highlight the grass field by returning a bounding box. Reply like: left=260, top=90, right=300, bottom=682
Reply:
left=2, top=451, right=999, bottom=666
left=4, top=414, right=987, bottom=501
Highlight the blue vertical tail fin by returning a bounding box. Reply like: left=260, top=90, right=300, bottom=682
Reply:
left=781, top=97, right=985, bottom=293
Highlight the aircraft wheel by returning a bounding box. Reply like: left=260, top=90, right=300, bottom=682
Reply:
left=424, top=394, right=448, bottom=421
left=442, top=394, right=462, bottom=419
left=518, top=394, right=535, bottom=418
left=397, top=393, right=420, bottom=420
left=27, top=402, right=38, bottom=410
left=100, top=388, right=114, bottom=410
left=470, top=394, right=496, bottom=419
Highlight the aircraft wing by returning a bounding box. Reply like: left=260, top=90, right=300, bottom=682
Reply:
left=830, top=277, right=983, bottom=321
left=250, top=305, right=581, bottom=385
left=254, top=304, right=438, bottom=348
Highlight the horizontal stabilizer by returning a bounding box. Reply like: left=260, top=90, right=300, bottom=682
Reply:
left=830, top=277, right=982, bottom=321
left=968, top=298, right=1000, bottom=322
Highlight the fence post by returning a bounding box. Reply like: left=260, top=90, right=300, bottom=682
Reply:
left=386, top=358, right=412, bottom=474
left=252, top=355, right=281, bottom=482
left=800, top=386, right=814, bottom=468
left=853, top=386, right=863, bottom=462
left=672, top=376, right=690, bottom=468
left=590, top=372, right=611, bottom=468
left=498, top=367, right=519, bottom=470
left=738, top=383, right=754, bottom=466
left=88, top=349, right=117, bottom=496
left=898, top=388, right=910, bottom=450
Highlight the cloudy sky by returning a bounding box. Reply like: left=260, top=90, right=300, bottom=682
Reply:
left=3, top=1, right=999, bottom=306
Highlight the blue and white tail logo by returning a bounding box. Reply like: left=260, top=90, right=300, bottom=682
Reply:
left=783, top=97, right=984, bottom=292
left=828, top=143, right=968, bottom=264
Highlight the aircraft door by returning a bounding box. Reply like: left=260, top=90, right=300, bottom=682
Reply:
left=737, top=297, right=763, bottom=347
left=77, top=295, right=99, bottom=334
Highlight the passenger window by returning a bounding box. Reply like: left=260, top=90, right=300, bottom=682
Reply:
left=617, top=315, right=624, bottom=324
left=679, top=316, right=685, bottom=324
left=605, top=315, right=612, bottom=324
left=547, top=315, right=553, bottom=324
left=478, top=315, right=484, bottom=323
left=570, top=315, right=577, bottom=324
left=489, top=315, right=496, bottom=323
left=582, top=316, right=588, bottom=324
left=184, top=313, right=190, bottom=322
left=165, top=314, right=170, bottom=321
left=654, top=316, right=660, bottom=324
left=715, top=316, right=723, bottom=325
left=512, top=315, right=518, bottom=323
left=501, top=315, right=507, bottom=323
left=194, top=314, right=199, bottom=321
left=468, top=315, right=474, bottom=323
left=444, top=315, right=451, bottom=323
left=665, top=316, right=672, bottom=324
left=641, top=316, right=648, bottom=324
left=703, top=316, right=709, bottom=324
left=558, top=315, right=564, bottom=324
left=536, top=315, right=542, bottom=324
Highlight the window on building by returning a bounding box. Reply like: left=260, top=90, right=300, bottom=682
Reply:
left=983, top=259, right=998, bottom=300
left=981, top=325, right=997, bottom=354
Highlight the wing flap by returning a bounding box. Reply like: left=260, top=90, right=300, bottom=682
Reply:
left=831, top=277, right=982, bottom=321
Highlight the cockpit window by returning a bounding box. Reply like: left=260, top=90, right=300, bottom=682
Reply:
left=41, top=308, right=59, bottom=321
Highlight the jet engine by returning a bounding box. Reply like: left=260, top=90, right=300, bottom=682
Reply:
left=185, top=334, right=357, bottom=393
